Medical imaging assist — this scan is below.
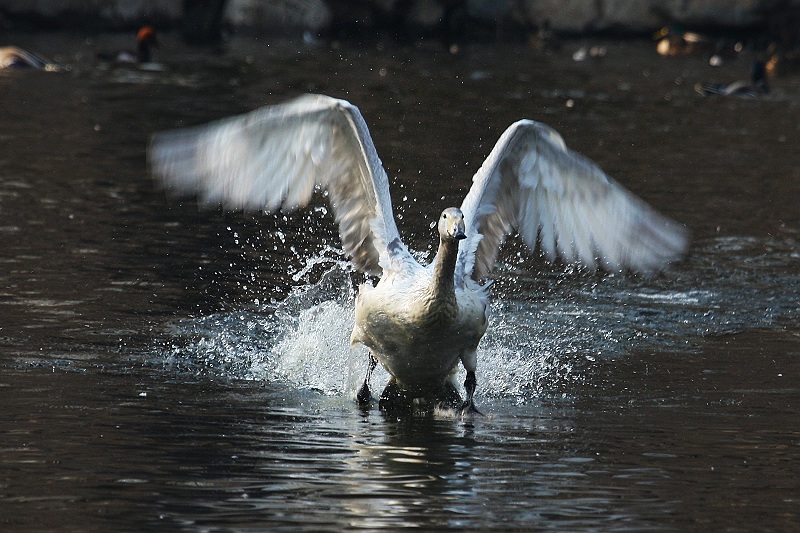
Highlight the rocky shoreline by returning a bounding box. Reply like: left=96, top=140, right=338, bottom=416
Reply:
left=2, top=0, right=799, bottom=44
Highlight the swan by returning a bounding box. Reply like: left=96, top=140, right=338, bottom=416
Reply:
left=149, top=94, right=688, bottom=413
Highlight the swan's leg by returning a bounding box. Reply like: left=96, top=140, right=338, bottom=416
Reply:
left=460, top=350, right=482, bottom=415
left=356, top=353, right=378, bottom=405
left=461, top=371, right=482, bottom=414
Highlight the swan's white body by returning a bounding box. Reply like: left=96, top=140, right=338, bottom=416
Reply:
left=150, top=94, right=687, bottom=410
left=350, top=219, right=488, bottom=395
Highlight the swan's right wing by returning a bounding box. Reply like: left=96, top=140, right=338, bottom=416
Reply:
left=149, top=94, right=414, bottom=276
left=458, top=120, right=688, bottom=282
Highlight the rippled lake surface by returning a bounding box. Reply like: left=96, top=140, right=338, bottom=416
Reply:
left=1, top=32, right=799, bottom=531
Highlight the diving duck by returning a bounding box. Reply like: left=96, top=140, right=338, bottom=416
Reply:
left=97, top=25, right=160, bottom=65
left=149, top=94, right=688, bottom=414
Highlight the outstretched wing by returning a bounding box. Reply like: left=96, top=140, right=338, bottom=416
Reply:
left=457, top=120, right=688, bottom=282
left=149, top=94, right=412, bottom=276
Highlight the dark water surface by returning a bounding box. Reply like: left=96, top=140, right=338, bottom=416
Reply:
left=1, top=33, right=799, bottom=531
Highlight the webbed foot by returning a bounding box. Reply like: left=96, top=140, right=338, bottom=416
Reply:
left=460, top=398, right=483, bottom=416
left=357, top=381, right=372, bottom=406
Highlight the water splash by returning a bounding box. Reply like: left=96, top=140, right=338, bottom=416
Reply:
left=157, top=235, right=800, bottom=404
left=160, top=260, right=614, bottom=405
left=163, top=263, right=372, bottom=396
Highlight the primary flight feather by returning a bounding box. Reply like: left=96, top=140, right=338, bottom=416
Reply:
left=150, top=94, right=687, bottom=413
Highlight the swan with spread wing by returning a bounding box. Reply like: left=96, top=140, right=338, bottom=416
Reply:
left=149, top=94, right=687, bottom=413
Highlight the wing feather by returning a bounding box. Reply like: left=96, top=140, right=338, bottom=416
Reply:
left=149, top=94, right=413, bottom=276
left=458, top=120, right=688, bottom=282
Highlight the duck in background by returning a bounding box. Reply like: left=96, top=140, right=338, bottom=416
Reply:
left=763, top=5, right=800, bottom=77
left=695, top=59, right=769, bottom=97
left=654, top=24, right=709, bottom=57
left=97, top=26, right=162, bottom=69
left=572, top=44, right=607, bottom=62
left=0, top=46, right=60, bottom=71
left=528, top=20, right=560, bottom=54
left=654, top=24, right=743, bottom=66
left=765, top=44, right=800, bottom=78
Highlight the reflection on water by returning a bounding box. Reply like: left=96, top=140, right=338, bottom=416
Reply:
left=1, top=33, right=799, bottom=531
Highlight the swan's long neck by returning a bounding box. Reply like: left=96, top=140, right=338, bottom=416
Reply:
left=429, top=237, right=459, bottom=304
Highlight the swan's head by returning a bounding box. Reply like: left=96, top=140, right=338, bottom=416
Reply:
left=438, top=207, right=466, bottom=242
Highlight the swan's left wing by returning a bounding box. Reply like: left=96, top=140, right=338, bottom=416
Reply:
left=149, top=94, right=414, bottom=276
left=457, top=120, right=688, bottom=282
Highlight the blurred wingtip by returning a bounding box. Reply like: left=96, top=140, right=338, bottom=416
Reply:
left=148, top=127, right=204, bottom=199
